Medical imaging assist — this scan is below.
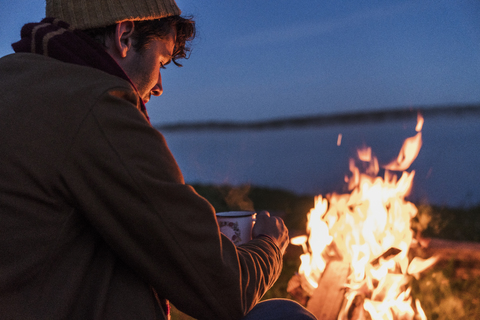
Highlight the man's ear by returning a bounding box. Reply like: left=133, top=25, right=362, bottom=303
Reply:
left=113, top=21, right=135, bottom=58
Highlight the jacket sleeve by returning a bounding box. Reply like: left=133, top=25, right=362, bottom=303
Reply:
left=59, top=87, right=283, bottom=320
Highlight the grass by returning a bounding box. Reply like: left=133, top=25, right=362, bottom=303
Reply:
left=411, top=260, right=480, bottom=320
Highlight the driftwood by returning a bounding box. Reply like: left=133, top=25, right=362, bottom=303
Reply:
left=286, top=273, right=310, bottom=306
left=413, top=238, right=480, bottom=264
left=306, top=261, right=350, bottom=320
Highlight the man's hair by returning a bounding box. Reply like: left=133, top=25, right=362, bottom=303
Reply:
left=82, top=15, right=195, bottom=66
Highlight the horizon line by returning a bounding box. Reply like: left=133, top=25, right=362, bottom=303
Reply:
left=154, top=103, right=480, bottom=132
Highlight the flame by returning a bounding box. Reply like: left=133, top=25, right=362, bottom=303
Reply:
left=291, top=114, right=437, bottom=319
left=337, top=133, right=343, bottom=146
left=415, top=113, right=424, bottom=132
left=384, top=113, right=423, bottom=171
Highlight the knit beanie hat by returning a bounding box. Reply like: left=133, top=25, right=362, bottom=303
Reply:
left=45, top=0, right=181, bottom=30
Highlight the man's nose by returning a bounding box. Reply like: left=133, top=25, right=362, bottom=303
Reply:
left=151, top=72, right=163, bottom=97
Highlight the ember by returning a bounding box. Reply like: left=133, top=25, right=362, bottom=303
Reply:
left=289, top=114, right=438, bottom=320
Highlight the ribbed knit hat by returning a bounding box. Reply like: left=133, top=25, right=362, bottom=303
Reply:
left=45, top=0, right=181, bottom=30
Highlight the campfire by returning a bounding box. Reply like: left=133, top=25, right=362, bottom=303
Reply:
left=289, top=113, right=439, bottom=320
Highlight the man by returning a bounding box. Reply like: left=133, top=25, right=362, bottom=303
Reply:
left=0, top=0, right=316, bottom=319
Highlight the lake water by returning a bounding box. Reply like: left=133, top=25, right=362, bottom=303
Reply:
left=161, top=114, right=480, bottom=208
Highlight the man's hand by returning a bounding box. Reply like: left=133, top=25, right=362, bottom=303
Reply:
left=252, top=211, right=289, bottom=254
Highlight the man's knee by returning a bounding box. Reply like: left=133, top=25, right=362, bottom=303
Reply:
left=243, top=299, right=317, bottom=320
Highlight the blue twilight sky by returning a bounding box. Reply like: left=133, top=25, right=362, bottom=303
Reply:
left=1, top=0, right=480, bottom=125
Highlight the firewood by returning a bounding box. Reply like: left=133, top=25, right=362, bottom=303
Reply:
left=306, top=261, right=350, bottom=320
left=286, top=273, right=310, bottom=306
left=414, top=238, right=480, bottom=263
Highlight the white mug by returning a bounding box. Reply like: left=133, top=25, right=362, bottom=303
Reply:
left=216, top=211, right=256, bottom=245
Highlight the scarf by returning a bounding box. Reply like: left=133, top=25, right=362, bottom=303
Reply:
left=12, top=18, right=150, bottom=122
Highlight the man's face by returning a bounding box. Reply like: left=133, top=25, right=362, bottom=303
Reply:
left=122, top=28, right=176, bottom=104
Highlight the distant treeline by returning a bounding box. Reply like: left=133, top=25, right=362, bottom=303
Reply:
left=155, top=104, right=480, bottom=132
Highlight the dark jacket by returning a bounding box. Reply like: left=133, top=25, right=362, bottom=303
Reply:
left=0, top=53, right=282, bottom=320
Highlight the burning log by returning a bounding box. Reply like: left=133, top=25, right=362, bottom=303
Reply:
left=306, top=261, right=350, bottom=320
left=418, top=238, right=480, bottom=263
left=344, top=294, right=366, bottom=320
left=370, top=247, right=401, bottom=267
left=286, top=273, right=310, bottom=307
